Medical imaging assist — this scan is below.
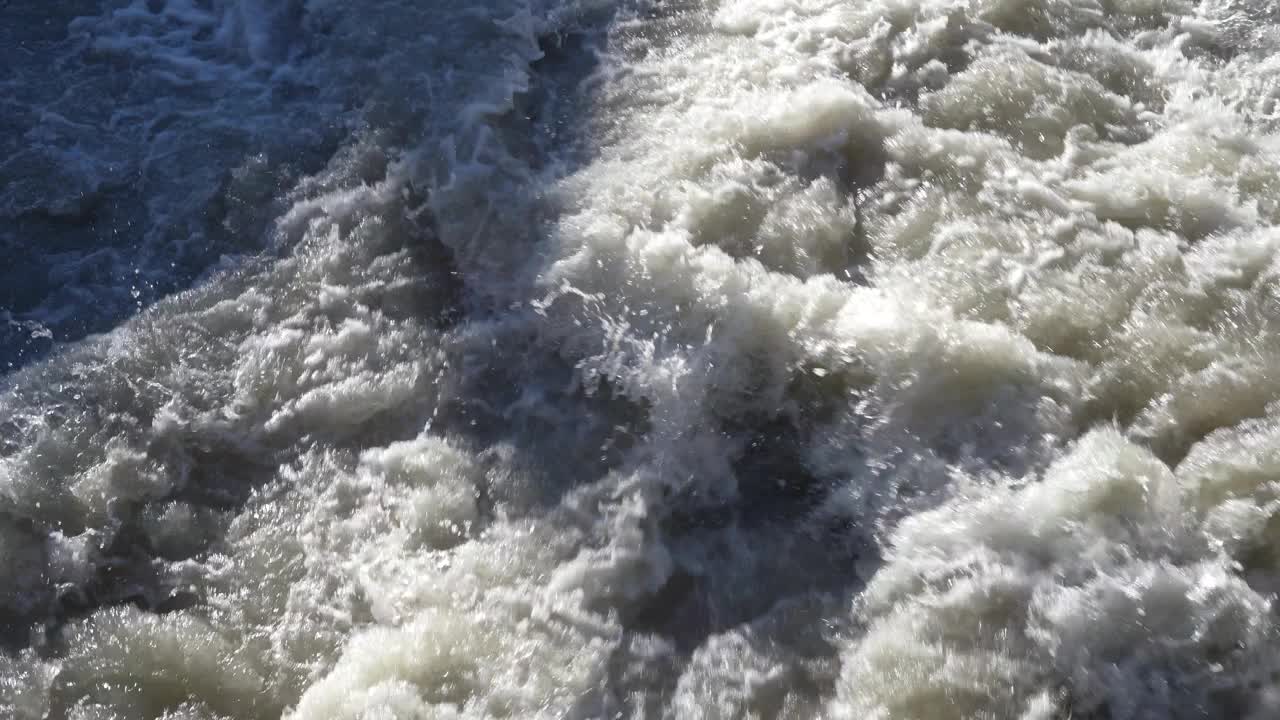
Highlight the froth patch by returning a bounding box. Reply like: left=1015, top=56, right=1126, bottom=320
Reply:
left=833, top=429, right=1280, bottom=719
left=922, top=47, right=1144, bottom=159
left=53, top=607, right=268, bottom=718
left=356, top=437, right=484, bottom=550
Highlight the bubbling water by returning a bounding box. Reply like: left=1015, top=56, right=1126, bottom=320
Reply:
left=5, top=0, right=1280, bottom=718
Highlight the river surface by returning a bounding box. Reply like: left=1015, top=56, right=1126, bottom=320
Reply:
left=4, top=0, right=1280, bottom=718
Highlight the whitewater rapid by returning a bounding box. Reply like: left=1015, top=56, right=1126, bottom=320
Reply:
left=5, top=0, right=1280, bottom=717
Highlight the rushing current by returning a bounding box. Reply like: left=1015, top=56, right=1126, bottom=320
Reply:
left=4, top=0, right=1280, bottom=717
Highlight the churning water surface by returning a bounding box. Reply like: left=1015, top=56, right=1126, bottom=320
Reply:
left=5, top=0, right=1280, bottom=718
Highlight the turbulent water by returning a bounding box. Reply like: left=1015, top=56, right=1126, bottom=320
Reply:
left=5, top=0, right=1280, bottom=717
